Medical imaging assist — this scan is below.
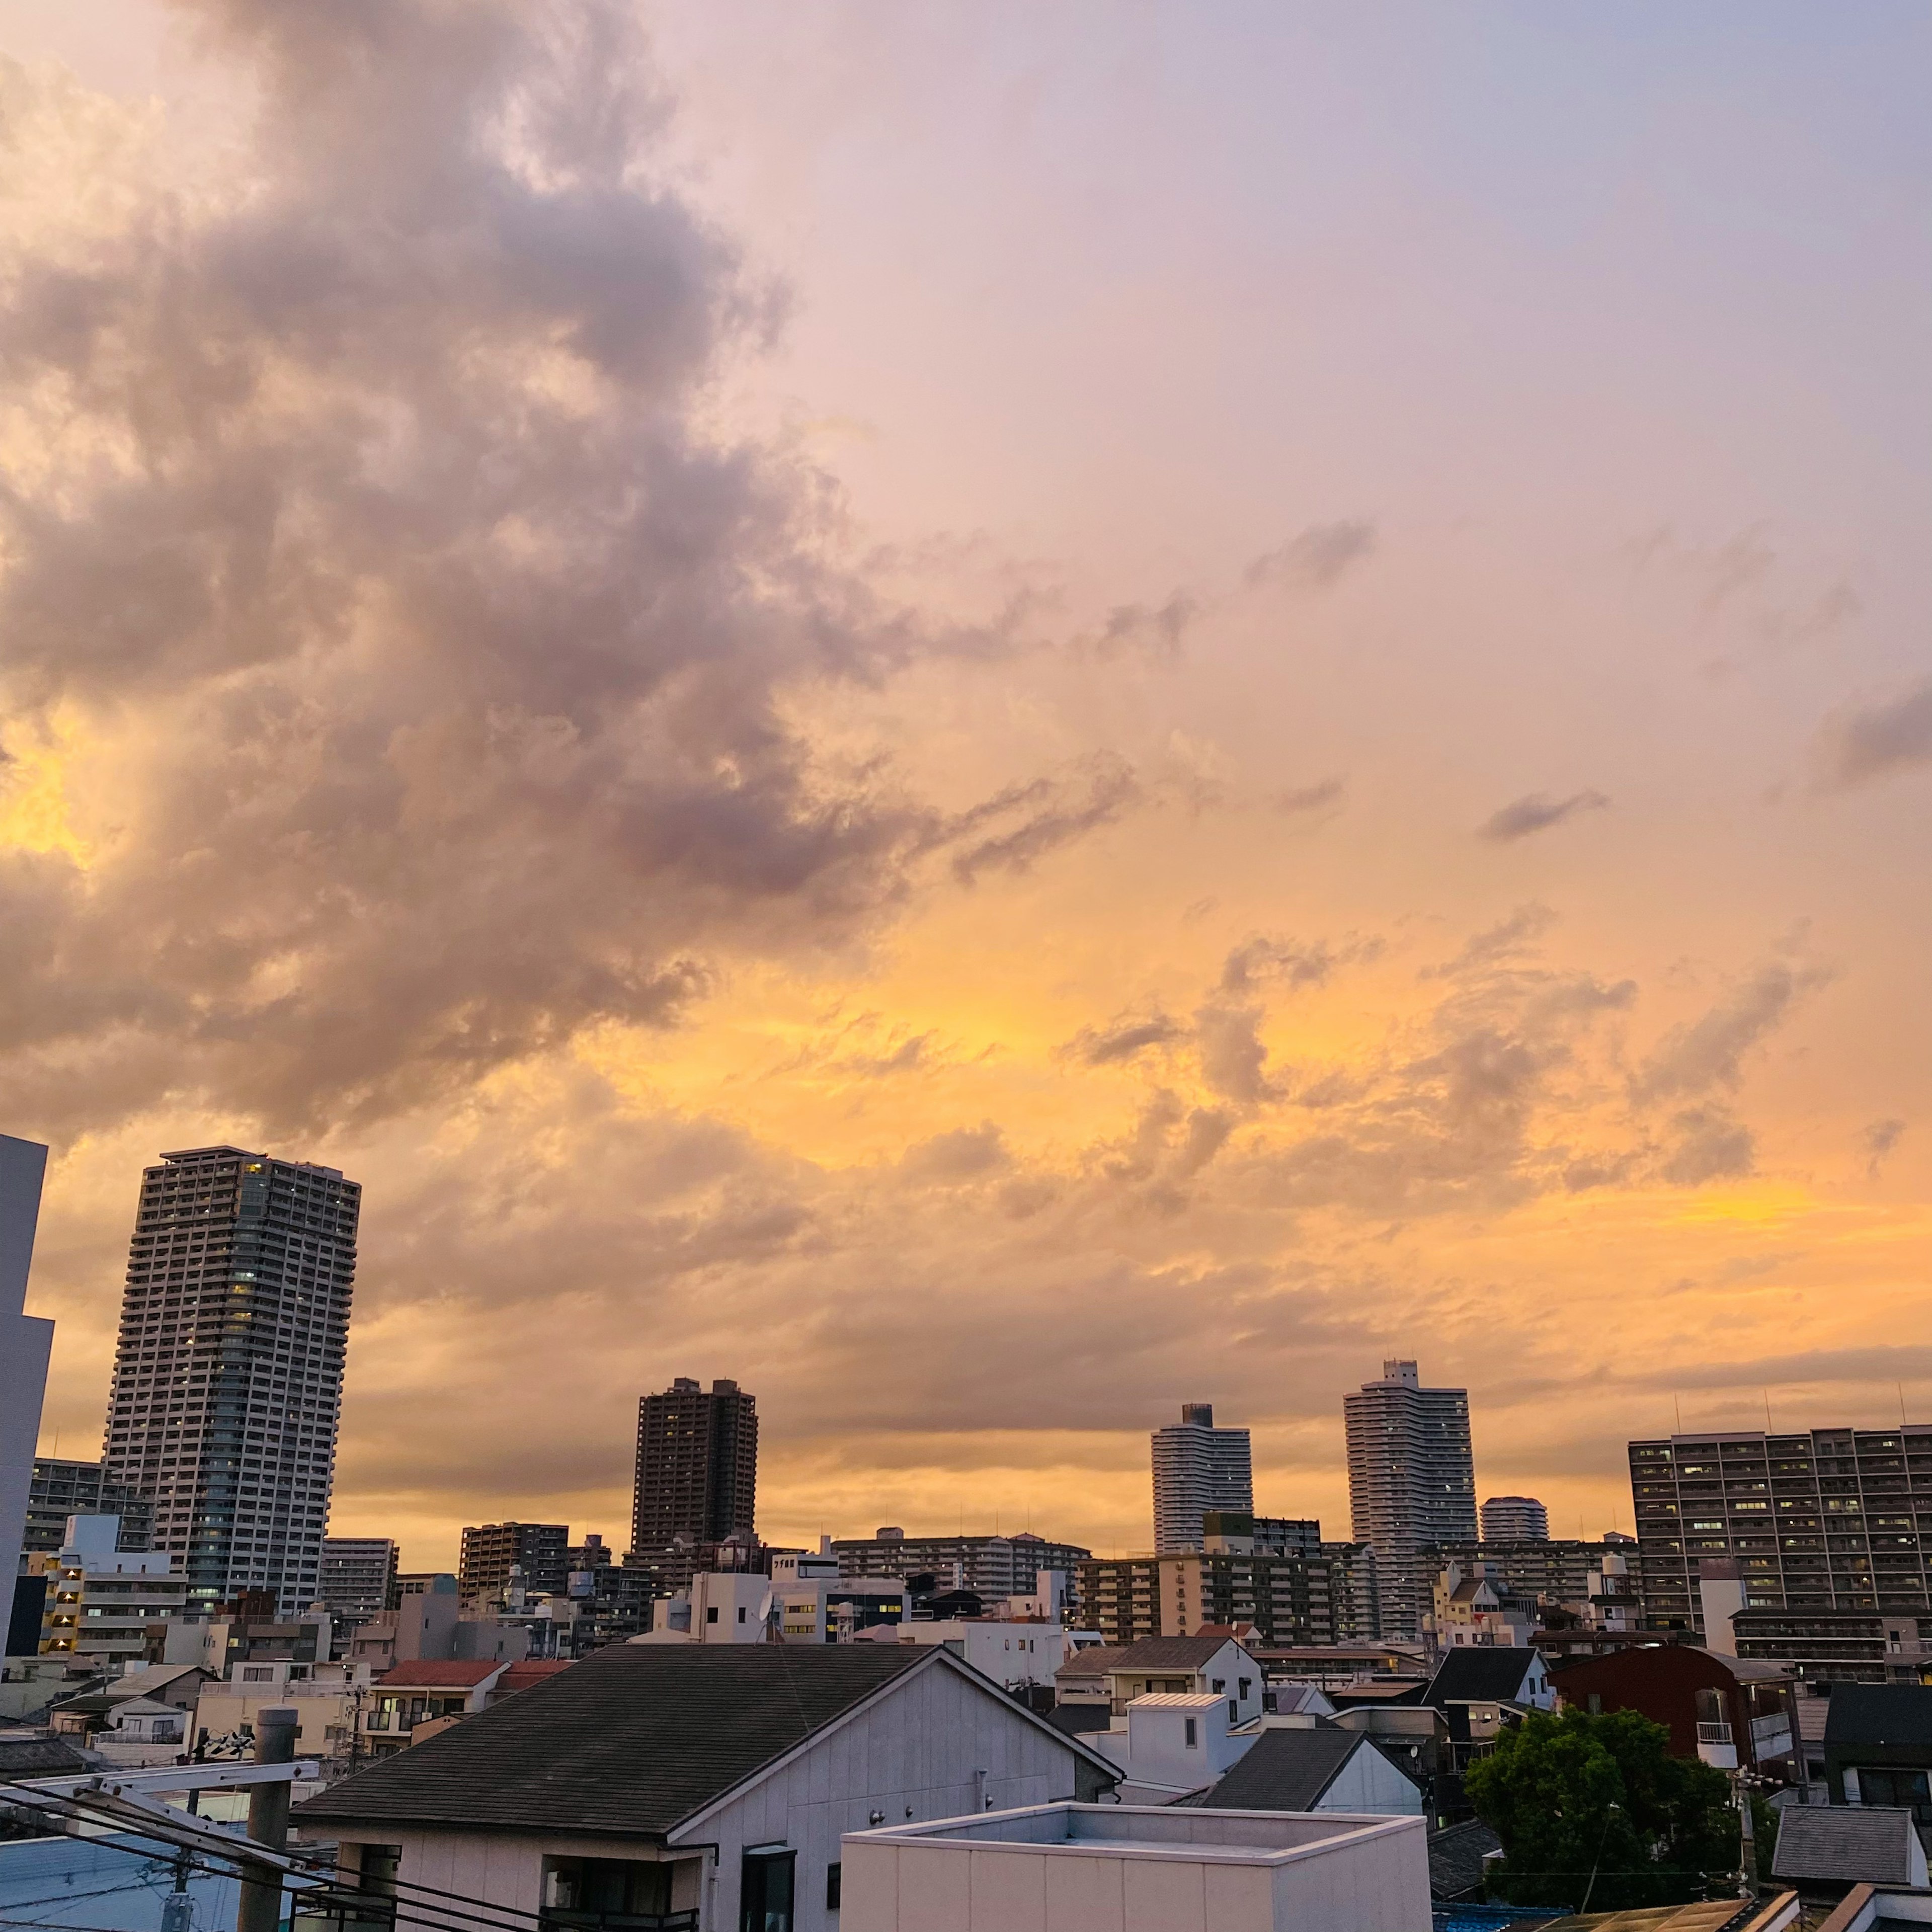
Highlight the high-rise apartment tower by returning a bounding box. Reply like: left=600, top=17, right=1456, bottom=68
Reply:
left=631, top=1378, right=758, bottom=1553
left=101, top=1146, right=360, bottom=1616
left=1481, top=1495, right=1550, bottom=1543
left=1344, top=1358, right=1478, bottom=1638
left=1151, top=1403, right=1254, bottom=1553
left=1630, top=1426, right=1932, bottom=1633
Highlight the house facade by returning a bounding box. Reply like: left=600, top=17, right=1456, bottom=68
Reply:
left=297, top=1642, right=1114, bottom=1932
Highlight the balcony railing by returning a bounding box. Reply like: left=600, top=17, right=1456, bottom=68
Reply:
left=540, top=1913, right=699, bottom=1932
left=1696, top=1722, right=1733, bottom=1746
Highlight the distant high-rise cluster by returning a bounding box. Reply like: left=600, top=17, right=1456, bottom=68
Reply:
left=1150, top=1403, right=1254, bottom=1553
left=101, top=1146, right=360, bottom=1617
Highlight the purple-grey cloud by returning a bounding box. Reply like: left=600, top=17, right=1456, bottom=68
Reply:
left=1817, top=681, right=1932, bottom=789
left=1476, top=789, right=1611, bottom=842
left=1245, top=520, right=1376, bottom=591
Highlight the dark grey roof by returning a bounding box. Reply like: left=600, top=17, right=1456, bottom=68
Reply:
left=1107, top=1635, right=1251, bottom=1673
left=296, top=1643, right=938, bottom=1839
left=0, top=1737, right=94, bottom=1776
left=1824, top=1683, right=1932, bottom=1749
left=1428, top=1818, right=1502, bottom=1900
left=1772, top=1803, right=1920, bottom=1884
left=1043, top=1705, right=1115, bottom=1736
left=1186, top=1728, right=1404, bottom=1812
left=1424, top=1648, right=1540, bottom=1706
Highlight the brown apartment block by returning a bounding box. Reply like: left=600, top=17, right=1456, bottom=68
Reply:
left=631, top=1377, right=758, bottom=1554
left=1630, top=1426, right=1932, bottom=1634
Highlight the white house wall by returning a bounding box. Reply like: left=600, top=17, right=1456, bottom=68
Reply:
left=339, top=1829, right=705, bottom=1919
left=672, top=1660, right=1085, bottom=1932
left=1316, top=1744, right=1423, bottom=1816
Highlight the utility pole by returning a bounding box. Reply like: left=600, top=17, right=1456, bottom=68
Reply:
left=1733, top=1768, right=1759, bottom=1901
left=236, top=1707, right=299, bottom=1932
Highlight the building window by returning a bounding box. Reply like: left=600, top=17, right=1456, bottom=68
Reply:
left=706, top=1606, right=719, bottom=1625
left=541, top=1857, right=672, bottom=1928
left=740, top=1850, right=795, bottom=1932
left=825, top=1863, right=841, bottom=1912
left=1184, top=1719, right=1198, bottom=1748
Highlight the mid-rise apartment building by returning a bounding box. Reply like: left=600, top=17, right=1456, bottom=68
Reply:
left=1421, top=1538, right=1622, bottom=1613
left=1730, top=1605, right=1932, bottom=1685
left=1151, top=1403, right=1254, bottom=1553
left=1078, top=1545, right=1380, bottom=1648
left=1344, top=1359, right=1477, bottom=1638
left=1629, top=1426, right=1932, bottom=1632
left=460, top=1521, right=570, bottom=1599
left=24, top=1458, right=153, bottom=1555
left=1479, top=1496, right=1549, bottom=1542
left=1202, top=1512, right=1321, bottom=1556
left=101, top=1146, right=360, bottom=1616
left=830, top=1529, right=1091, bottom=1602
left=631, top=1377, right=758, bottom=1553
left=34, top=1514, right=187, bottom=1661
left=319, top=1537, right=400, bottom=1620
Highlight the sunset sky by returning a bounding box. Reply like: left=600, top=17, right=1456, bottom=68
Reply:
left=4, top=1, right=1929, bottom=1571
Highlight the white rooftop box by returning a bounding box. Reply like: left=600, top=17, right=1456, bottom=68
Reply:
left=840, top=1801, right=1429, bottom=1932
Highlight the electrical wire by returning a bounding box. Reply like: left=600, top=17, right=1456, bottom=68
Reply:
left=2, top=1786, right=563, bottom=1932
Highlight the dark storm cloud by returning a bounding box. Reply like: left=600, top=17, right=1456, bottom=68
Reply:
left=1816, top=681, right=1932, bottom=789
left=1244, top=520, right=1376, bottom=591
left=1475, top=789, right=1611, bottom=842
left=0, top=0, right=993, bottom=1137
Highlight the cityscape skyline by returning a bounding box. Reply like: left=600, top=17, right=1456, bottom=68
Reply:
left=5, top=1, right=1929, bottom=1578
left=22, top=1133, right=1932, bottom=1573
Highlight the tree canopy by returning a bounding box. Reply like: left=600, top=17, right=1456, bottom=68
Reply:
left=1464, top=1706, right=1740, bottom=1910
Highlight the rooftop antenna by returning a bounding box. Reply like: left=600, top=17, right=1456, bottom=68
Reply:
left=1901, top=1383, right=1909, bottom=1428
left=1764, top=1390, right=1773, bottom=1432
left=1673, top=1393, right=1682, bottom=1434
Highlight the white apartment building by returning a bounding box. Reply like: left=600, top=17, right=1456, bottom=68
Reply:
left=34, top=1515, right=187, bottom=1662
left=1152, top=1403, right=1254, bottom=1554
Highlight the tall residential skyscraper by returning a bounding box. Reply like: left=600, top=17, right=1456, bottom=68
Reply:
left=1344, top=1358, right=1478, bottom=1637
left=1480, top=1495, right=1551, bottom=1543
left=1629, top=1426, right=1932, bottom=1634
left=631, top=1377, right=758, bottom=1553
left=0, top=1135, right=53, bottom=1572
left=1151, top=1403, right=1254, bottom=1553
left=102, top=1147, right=361, bottom=1617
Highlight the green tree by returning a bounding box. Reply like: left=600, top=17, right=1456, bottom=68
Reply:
left=1464, top=1707, right=1740, bottom=1911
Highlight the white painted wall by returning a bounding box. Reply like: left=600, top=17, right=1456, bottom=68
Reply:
left=1314, top=1740, right=1423, bottom=1815
left=674, top=1655, right=1086, bottom=1932
left=887, top=1621, right=1065, bottom=1686
left=839, top=1810, right=1431, bottom=1932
